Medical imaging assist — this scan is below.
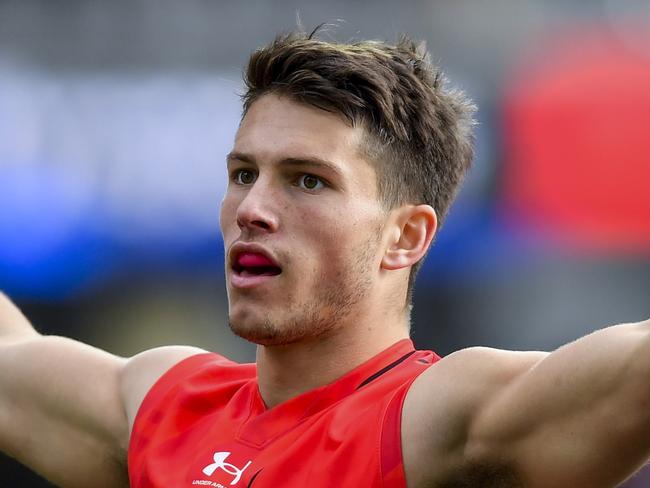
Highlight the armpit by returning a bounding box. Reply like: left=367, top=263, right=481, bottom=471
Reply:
left=438, top=462, right=524, bottom=488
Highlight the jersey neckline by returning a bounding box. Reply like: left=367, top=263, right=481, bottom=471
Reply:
left=237, top=338, right=416, bottom=447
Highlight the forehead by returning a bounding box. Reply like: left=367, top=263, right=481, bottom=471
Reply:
left=233, top=94, right=373, bottom=180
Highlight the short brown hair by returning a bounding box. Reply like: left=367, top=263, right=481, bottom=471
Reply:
left=242, top=28, right=476, bottom=299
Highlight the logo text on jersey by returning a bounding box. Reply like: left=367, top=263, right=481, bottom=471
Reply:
left=202, top=451, right=252, bottom=486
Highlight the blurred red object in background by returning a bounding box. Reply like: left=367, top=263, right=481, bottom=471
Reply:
left=502, top=27, right=650, bottom=253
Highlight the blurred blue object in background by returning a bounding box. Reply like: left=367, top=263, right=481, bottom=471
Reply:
left=0, top=164, right=116, bottom=299
left=0, top=71, right=239, bottom=298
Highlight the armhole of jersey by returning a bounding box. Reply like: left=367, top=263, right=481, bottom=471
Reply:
left=380, top=361, right=437, bottom=488
left=128, top=352, right=220, bottom=459
left=380, top=381, right=411, bottom=488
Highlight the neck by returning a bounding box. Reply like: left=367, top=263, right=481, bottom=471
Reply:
left=256, top=314, right=409, bottom=408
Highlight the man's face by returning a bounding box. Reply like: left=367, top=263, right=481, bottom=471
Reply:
left=220, top=93, right=388, bottom=346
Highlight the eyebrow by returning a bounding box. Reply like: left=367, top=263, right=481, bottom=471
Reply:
left=226, top=151, right=344, bottom=178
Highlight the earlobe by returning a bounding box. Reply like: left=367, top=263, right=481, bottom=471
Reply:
left=381, top=205, right=437, bottom=271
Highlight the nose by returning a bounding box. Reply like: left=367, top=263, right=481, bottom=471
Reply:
left=235, top=180, right=280, bottom=234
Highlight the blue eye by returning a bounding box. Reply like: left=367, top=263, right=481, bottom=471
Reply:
left=234, top=169, right=256, bottom=185
left=298, top=174, right=325, bottom=190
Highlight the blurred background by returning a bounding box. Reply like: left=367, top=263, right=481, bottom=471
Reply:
left=0, top=0, right=649, bottom=485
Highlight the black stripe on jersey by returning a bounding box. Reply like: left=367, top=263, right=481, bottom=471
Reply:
left=356, top=351, right=416, bottom=390
left=247, top=468, right=263, bottom=487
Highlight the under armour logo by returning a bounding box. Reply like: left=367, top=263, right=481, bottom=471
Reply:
left=202, top=451, right=252, bottom=486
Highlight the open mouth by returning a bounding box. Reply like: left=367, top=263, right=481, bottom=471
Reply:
left=232, top=252, right=282, bottom=277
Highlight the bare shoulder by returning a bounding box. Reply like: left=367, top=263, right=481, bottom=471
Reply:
left=405, top=346, right=549, bottom=424
left=440, top=346, right=549, bottom=383
left=121, top=345, right=208, bottom=433
left=401, top=346, right=548, bottom=487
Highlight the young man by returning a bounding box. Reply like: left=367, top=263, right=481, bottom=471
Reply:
left=1, top=31, right=649, bottom=488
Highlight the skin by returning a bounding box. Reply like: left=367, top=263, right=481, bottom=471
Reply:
left=0, top=93, right=648, bottom=488
left=220, top=93, right=430, bottom=406
left=222, top=93, right=385, bottom=347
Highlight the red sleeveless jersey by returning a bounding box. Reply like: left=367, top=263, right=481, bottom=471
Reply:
left=128, top=339, right=440, bottom=487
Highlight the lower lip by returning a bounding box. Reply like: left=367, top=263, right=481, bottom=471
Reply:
left=229, top=271, right=280, bottom=289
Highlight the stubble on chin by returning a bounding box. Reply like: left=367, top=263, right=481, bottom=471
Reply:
left=228, top=249, right=376, bottom=346
left=228, top=286, right=361, bottom=346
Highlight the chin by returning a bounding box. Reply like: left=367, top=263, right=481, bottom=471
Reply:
left=228, top=307, right=342, bottom=347
left=228, top=318, right=295, bottom=346
left=227, top=308, right=285, bottom=345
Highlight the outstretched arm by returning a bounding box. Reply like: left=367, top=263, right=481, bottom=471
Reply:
left=0, top=293, right=129, bottom=488
left=469, top=319, right=650, bottom=487
left=0, top=292, right=36, bottom=341
left=0, top=293, right=206, bottom=488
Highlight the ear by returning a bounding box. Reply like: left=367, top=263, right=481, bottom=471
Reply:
left=381, top=205, right=437, bottom=271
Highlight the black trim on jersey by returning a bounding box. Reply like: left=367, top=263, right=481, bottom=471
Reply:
left=356, top=350, right=416, bottom=390
left=247, top=468, right=263, bottom=487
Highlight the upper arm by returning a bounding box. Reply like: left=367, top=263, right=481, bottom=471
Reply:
left=0, top=336, right=130, bottom=488
left=0, top=334, right=206, bottom=488
left=402, top=347, right=547, bottom=487
left=468, top=321, right=650, bottom=487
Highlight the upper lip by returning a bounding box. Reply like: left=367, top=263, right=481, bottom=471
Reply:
left=228, top=242, right=281, bottom=272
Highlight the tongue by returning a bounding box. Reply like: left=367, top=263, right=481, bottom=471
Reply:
left=238, top=252, right=276, bottom=268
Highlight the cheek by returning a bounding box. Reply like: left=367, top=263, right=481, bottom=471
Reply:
left=304, top=217, right=368, bottom=268
left=298, top=206, right=343, bottom=242
left=287, top=210, right=340, bottom=273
